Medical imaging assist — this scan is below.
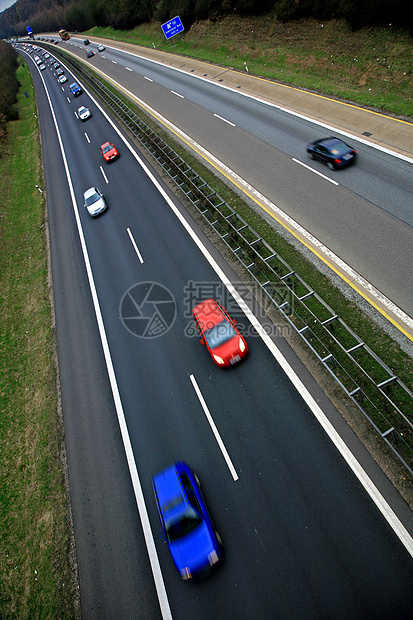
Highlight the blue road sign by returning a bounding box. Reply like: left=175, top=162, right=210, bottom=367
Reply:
left=161, top=16, right=184, bottom=40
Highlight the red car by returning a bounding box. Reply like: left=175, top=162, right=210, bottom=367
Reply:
left=100, top=141, right=119, bottom=162
left=192, top=298, right=248, bottom=367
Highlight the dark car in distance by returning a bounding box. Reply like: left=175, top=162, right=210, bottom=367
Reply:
left=153, top=461, right=223, bottom=580
left=306, top=136, right=357, bottom=170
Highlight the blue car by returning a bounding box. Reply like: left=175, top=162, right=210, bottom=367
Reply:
left=306, top=136, right=357, bottom=170
left=69, top=82, right=82, bottom=97
left=153, top=461, right=223, bottom=580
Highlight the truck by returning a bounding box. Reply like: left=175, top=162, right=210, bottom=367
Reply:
left=58, top=29, right=70, bottom=41
left=69, top=82, right=82, bottom=97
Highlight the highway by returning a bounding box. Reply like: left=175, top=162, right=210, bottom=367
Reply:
left=18, top=43, right=413, bottom=619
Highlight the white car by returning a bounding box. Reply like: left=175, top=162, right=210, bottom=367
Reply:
left=83, top=187, right=107, bottom=217
left=77, top=106, right=91, bottom=121
left=39, top=63, right=46, bottom=71
left=97, top=44, right=105, bottom=52
left=58, top=74, right=67, bottom=83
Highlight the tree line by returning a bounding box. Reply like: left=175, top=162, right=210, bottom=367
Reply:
left=1, top=0, right=412, bottom=40
left=0, top=41, right=19, bottom=145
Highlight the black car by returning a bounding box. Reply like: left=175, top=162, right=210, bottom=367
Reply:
left=86, top=49, right=94, bottom=58
left=306, top=136, right=357, bottom=170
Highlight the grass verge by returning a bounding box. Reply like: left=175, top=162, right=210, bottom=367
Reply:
left=0, top=60, right=77, bottom=618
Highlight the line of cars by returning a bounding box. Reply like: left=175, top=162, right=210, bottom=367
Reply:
left=19, top=41, right=120, bottom=219
left=16, top=37, right=250, bottom=583
left=60, top=77, right=120, bottom=217
left=71, top=97, right=119, bottom=216
left=35, top=39, right=240, bottom=579
left=83, top=38, right=105, bottom=56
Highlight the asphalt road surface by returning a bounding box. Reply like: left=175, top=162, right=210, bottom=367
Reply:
left=18, top=44, right=413, bottom=619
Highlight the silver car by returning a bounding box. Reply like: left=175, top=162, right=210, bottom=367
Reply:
left=77, top=106, right=91, bottom=121
left=83, top=187, right=107, bottom=217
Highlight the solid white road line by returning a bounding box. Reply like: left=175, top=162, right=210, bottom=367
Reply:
left=190, top=374, right=239, bottom=481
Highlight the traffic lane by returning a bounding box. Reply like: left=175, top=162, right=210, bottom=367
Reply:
left=31, top=62, right=162, bottom=618
left=79, top=42, right=413, bottom=225
left=67, top=44, right=413, bottom=315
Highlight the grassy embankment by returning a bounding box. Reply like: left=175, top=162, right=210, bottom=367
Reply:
left=88, top=16, right=413, bottom=119
left=0, top=60, right=77, bottom=617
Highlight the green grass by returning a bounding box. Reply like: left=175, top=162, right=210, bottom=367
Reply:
left=87, top=16, right=413, bottom=119
left=0, top=61, right=77, bottom=618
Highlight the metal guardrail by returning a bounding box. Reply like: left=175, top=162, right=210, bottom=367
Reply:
left=52, top=50, right=413, bottom=475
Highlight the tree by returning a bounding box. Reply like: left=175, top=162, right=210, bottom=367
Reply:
left=0, top=41, right=19, bottom=147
